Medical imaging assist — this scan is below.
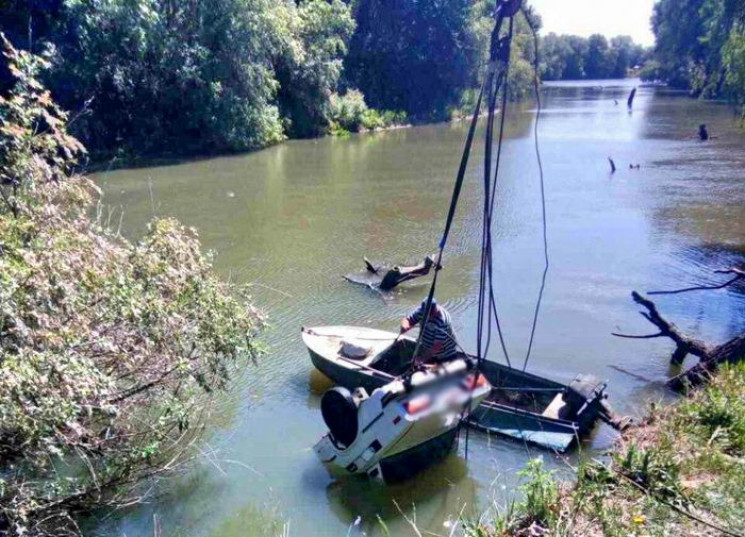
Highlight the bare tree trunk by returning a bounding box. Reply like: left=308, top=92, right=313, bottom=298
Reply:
left=614, top=284, right=745, bottom=392
left=668, top=334, right=745, bottom=390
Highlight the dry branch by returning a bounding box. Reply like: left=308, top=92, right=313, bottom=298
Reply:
left=621, top=291, right=711, bottom=364
left=616, top=283, right=745, bottom=391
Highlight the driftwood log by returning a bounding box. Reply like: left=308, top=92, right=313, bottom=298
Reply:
left=345, top=254, right=441, bottom=291
left=614, top=268, right=745, bottom=391
left=627, top=87, right=637, bottom=109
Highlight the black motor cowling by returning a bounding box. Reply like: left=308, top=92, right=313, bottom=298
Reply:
left=321, top=387, right=359, bottom=448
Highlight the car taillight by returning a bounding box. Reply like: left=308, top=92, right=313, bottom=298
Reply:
left=462, top=373, right=489, bottom=391
left=405, top=395, right=431, bottom=415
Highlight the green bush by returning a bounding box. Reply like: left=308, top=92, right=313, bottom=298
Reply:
left=0, top=37, right=263, bottom=537
left=639, top=60, right=666, bottom=82
left=328, top=89, right=407, bottom=133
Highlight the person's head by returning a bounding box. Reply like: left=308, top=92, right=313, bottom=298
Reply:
left=421, top=298, right=439, bottom=318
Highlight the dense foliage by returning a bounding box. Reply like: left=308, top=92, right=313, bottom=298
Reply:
left=647, top=0, right=745, bottom=108
left=345, top=0, right=541, bottom=119
left=0, top=0, right=355, bottom=155
left=539, top=33, right=648, bottom=81
left=327, top=89, right=407, bottom=134
left=0, top=38, right=263, bottom=536
left=344, top=0, right=482, bottom=120
left=0, top=0, right=542, bottom=157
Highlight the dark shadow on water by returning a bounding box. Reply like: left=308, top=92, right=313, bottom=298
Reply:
left=322, top=452, right=473, bottom=534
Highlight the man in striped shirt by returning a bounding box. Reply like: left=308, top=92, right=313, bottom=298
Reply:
left=399, top=298, right=459, bottom=364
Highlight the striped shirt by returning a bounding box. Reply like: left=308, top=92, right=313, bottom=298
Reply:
left=407, top=304, right=458, bottom=362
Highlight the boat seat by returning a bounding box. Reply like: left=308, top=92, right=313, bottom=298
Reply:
left=542, top=392, right=571, bottom=420
left=339, top=341, right=372, bottom=360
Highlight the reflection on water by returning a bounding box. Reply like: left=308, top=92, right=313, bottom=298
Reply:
left=91, top=79, right=745, bottom=537
left=324, top=454, right=472, bottom=536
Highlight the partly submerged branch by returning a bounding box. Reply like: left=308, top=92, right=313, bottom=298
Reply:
left=622, top=291, right=712, bottom=364
left=616, top=288, right=745, bottom=391
left=648, top=267, right=745, bottom=296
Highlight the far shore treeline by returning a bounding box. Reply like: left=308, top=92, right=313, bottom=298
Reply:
left=0, top=0, right=539, bottom=158
left=1, top=0, right=744, bottom=161
left=540, top=34, right=649, bottom=81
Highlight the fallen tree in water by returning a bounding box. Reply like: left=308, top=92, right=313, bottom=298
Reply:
left=344, top=253, right=440, bottom=291
left=613, top=268, right=745, bottom=391
left=0, top=37, right=263, bottom=536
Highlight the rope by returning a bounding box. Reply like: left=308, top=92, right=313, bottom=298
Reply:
left=485, top=36, right=513, bottom=370
left=468, top=11, right=524, bottom=460
left=521, top=7, right=549, bottom=372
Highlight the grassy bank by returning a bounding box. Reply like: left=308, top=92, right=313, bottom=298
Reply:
left=466, top=363, right=745, bottom=537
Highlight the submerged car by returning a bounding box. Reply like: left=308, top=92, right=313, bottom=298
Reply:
left=314, top=358, right=491, bottom=481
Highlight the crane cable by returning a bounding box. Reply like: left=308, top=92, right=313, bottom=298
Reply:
left=406, top=0, right=550, bottom=457
left=521, top=5, right=548, bottom=372
left=467, top=5, right=520, bottom=459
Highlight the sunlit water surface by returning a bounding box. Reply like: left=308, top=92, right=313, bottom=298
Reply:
left=91, top=79, right=745, bottom=537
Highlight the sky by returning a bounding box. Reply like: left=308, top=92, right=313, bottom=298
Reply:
left=528, top=0, right=656, bottom=46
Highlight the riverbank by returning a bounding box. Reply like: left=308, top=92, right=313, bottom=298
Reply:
left=0, top=37, right=263, bottom=537
left=85, top=117, right=414, bottom=173
left=467, top=364, right=745, bottom=537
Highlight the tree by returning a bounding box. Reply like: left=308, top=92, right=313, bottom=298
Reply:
left=722, top=23, right=745, bottom=113
left=344, top=0, right=481, bottom=120
left=2, top=0, right=355, bottom=156
left=274, top=0, right=355, bottom=138
left=564, top=36, right=588, bottom=79
left=610, top=36, right=634, bottom=78
left=649, top=0, right=745, bottom=103
left=584, top=34, right=610, bottom=79
left=540, top=33, right=572, bottom=80
left=0, top=36, right=263, bottom=536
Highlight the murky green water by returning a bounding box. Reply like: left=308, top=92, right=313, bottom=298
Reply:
left=92, top=80, right=745, bottom=537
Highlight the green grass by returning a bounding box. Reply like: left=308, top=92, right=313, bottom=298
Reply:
left=464, top=363, right=745, bottom=537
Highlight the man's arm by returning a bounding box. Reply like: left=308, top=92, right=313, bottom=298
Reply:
left=400, top=304, right=424, bottom=333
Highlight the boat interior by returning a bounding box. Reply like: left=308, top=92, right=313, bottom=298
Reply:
left=370, top=338, right=419, bottom=376
left=371, top=340, right=579, bottom=420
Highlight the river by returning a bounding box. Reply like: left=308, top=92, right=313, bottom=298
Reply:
left=92, top=79, right=745, bottom=537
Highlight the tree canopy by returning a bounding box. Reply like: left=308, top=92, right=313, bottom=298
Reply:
left=647, top=0, right=745, bottom=108
left=344, top=0, right=482, bottom=120
left=0, top=0, right=542, bottom=157
left=539, top=33, right=648, bottom=81
left=1, top=0, right=355, bottom=155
